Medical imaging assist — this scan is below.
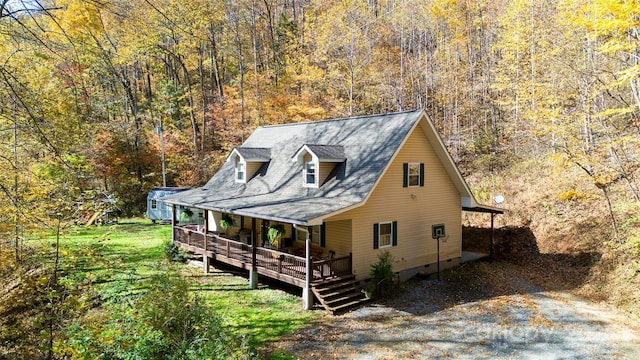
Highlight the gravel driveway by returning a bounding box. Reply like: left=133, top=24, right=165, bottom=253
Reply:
left=268, top=262, right=640, bottom=359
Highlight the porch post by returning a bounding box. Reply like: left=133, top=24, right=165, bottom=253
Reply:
left=490, top=213, right=495, bottom=261
left=294, top=224, right=312, bottom=310
left=304, top=232, right=312, bottom=310
left=249, top=218, right=258, bottom=289
left=171, top=204, right=176, bottom=243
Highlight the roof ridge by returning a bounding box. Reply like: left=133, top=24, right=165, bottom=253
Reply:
left=259, top=109, right=423, bottom=129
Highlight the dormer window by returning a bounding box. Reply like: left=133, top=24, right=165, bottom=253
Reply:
left=236, top=161, right=246, bottom=183
left=293, top=144, right=346, bottom=189
left=227, top=147, right=271, bottom=184
left=304, top=160, right=317, bottom=187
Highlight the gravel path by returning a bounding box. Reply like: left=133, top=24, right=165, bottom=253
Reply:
left=268, top=262, right=640, bottom=359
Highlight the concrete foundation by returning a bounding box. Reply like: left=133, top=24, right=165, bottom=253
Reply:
left=395, top=257, right=462, bottom=282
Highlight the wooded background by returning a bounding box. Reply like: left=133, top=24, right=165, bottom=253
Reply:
left=1, top=3, right=640, bottom=355
left=1, top=0, right=639, bottom=248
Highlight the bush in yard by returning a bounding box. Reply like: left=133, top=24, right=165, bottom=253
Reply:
left=164, top=240, right=189, bottom=263
left=369, top=250, right=395, bottom=298
left=67, top=267, right=256, bottom=359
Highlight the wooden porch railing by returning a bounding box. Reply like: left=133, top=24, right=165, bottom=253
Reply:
left=173, top=226, right=352, bottom=282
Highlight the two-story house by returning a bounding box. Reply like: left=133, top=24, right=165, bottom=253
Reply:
left=162, top=109, right=502, bottom=311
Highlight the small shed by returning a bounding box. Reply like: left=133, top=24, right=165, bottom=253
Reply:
left=147, top=187, right=192, bottom=223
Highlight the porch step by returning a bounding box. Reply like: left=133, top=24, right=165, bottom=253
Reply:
left=312, top=275, right=371, bottom=314
left=312, top=278, right=362, bottom=293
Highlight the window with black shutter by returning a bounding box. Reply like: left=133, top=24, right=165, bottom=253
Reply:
left=373, top=221, right=397, bottom=249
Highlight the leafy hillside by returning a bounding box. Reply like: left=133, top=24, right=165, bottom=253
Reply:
left=464, top=157, right=640, bottom=318
left=0, top=0, right=638, bottom=332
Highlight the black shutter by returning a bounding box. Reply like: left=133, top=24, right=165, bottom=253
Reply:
left=392, top=221, right=398, bottom=246
left=373, top=223, right=379, bottom=249
left=419, top=163, right=425, bottom=187
left=240, top=216, right=245, bottom=229
left=403, top=163, right=408, bottom=187
left=320, top=223, right=326, bottom=247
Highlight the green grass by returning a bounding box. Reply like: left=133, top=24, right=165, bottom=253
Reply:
left=29, top=218, right=318, bottom=350
left=31, top=218, right=170, bottom=289
left=185, top=267, right=317, bottom=345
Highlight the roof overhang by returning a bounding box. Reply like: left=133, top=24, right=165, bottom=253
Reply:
left=226, top=147, right=271, bottom=163
left=292, top=144, right=346, bottom=164
left=463, top=205, right=504, bottom=214
left=160, top=190, right=323, bottom=226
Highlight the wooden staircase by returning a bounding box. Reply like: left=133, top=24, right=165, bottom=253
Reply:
left=311, top=275, right=371, bottom=313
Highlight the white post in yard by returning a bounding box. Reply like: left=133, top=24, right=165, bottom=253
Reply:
left=203, top=254, right=210, bottom=274
left=249, top=219, right=258, bottom=289
left=294, top=224, right=312, bottom=310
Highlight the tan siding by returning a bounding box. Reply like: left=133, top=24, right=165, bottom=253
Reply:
left=246, top=162, right=263, bottom=180
left=319, top=162, right=335, bottom=185
left=327, top=120, right=462, bottom=279
left=210, top=211, right=240, bottom=237
left=324, top=219, right=352, bottom=257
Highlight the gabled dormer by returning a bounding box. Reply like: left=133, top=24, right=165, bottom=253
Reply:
left=293, top=144, right=346, bottom=188
left=227, top=147, right=271, bottom=183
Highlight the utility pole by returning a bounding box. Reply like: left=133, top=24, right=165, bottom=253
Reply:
left=13, top=99, right=19, bottom=261
left=157, top=114, right=167, bottom=187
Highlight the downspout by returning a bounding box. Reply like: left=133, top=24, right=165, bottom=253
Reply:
left=294, top=224, right=312, bottom=310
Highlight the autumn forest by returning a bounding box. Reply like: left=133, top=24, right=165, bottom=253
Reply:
left=1, top=0, right=640, bottom=357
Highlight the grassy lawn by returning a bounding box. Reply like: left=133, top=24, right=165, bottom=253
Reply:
left=30, top=218, right=319, bottom=350
left=30, top=218, right=169, bottom=288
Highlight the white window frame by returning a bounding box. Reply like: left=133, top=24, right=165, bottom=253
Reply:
left=229, top=214, right=241, bottom=229
left=378, top=222, right=393, bottom=248
left=303, top=160, right=318, bottom=188
left=296, top=225, right=321, bottom=246
left=408, top=163, right=420, bottom=187
left=235, top=160, right=246, bottom=183
left=151, top=199, right=157, bottom=209
left=312, top=225, right=321, bottom=244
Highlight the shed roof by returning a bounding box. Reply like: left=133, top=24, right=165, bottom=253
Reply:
left=148, top=187, right=192, bottom=200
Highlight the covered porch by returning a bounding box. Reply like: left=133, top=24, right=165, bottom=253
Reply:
left=172, top=225, right=353, bottom=288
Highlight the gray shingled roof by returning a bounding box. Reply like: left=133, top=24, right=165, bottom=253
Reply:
left=162, top=110, right=424, bottom=225
left=232, top=147, right=271, bottom=161
left=296, top=144, right=346, bottom=161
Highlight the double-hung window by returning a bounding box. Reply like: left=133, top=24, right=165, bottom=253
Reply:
left=373, top=221, right=398, bottom=249
left=304, top=160, right=317, bottom=187
left=295, top=224, right=324, bottom=246
left=403, top=163, right=425, bottom=187
left=236, top=161, right=246, bottom=183
left=408, top=163, right=420, bottom=186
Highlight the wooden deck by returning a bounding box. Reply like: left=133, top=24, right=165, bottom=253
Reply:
left=173, top=226, right=352, bottom=288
